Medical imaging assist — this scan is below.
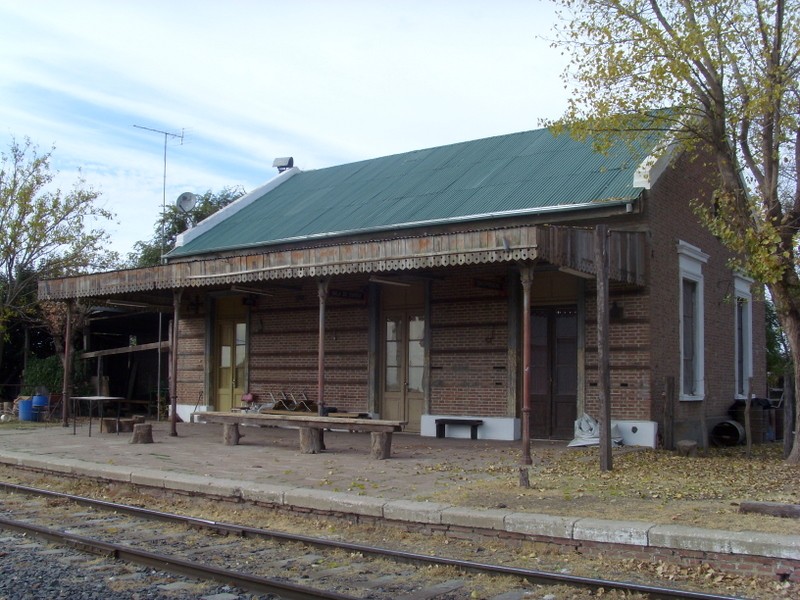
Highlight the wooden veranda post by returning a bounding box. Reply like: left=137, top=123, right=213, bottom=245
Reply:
left=60, top=300, right=73, bottom=427
left=663, top=376, right=675, bottom=451
left=317, top=278, right=329, bottom=416
left=519, top=266, right=534, bottom=487
left=745, top=377, right=753, bottom=458
left=169, top=289, right=182, bottom=437
left=595, top=225, right=613, bottom=472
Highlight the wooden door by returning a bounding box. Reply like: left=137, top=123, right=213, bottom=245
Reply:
left=382, top=312, right=425, bottom=432
left=215, top=320, right=247, bottom=412
left=530, top=307, right=578, bottom=439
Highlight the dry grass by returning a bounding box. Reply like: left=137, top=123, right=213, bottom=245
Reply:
left=426, top=442, right=800, bottom=534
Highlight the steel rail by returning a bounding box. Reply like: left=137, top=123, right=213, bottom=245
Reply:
left=0, top=481, right=749, bottom=600
left=0, top=515, right=356, bottom=600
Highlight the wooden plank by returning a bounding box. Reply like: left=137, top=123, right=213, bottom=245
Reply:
left=197, top=411, right=403, bottom=432
left=739, top=501, right=800, bottom=519
left=81, top=341, right=170, bottom=359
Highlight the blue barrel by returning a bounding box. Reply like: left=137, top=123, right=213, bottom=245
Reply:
left=18, top=399, right=34, bottom=421
left=32, top=395, right=48, bottom=421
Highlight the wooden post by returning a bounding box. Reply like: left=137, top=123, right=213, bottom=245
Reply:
left=222, top=423, right=241, bottom=445
left=130, top=423, right=154, bottom=444
left=370, top=432, right=392, bottom=459
left=784, top=371, right=794, bottom=459
left=663, top=376, right=675, bottom=450
left=700, top=381, right=709, bottom=451
left=61, top=300, right=73, bottom=427
left=596, top=225, right=612, bottom=472
left=745, top=377, right=753, bottom=458
left=299, top=427, right=322, bottom=453
left=519, top=265, right=534, bottom=487
left=317, top=279, right=329, bottom=415
left=170, top=289, right=183, bottom=437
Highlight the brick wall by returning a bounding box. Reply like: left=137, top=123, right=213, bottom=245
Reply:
left=248, top=277, right=370, bottom=413
left=176, top=316, right=205, bottom=407
left=430, top=266, right=510, bottom=417
left=644, top=151, right=766, bottom=439
left=584, top=291, right=653, bottom=420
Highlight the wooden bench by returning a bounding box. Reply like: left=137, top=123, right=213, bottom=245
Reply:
left=194, top=411, right=405, bottom=460
left=435, top=418, right=484, bottom=440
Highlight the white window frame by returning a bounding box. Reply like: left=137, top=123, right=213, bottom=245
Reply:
left=677, top=241, right=709, bottom=401
left=733, top=275, right=754, bottom=399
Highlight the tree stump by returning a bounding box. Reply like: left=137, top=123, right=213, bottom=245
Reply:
left=100, top=418, right=117, bottom=434
left=299, top=427, right=322, bottom=453
left=676, top=439, right=698, bottom=457
left=129, top=423, right=153, bottom=444
left=223, top=423, right=241, bottom=445
left=370, top=431, right=392, bottom=460
left=118, top=418, right=136, bottom=433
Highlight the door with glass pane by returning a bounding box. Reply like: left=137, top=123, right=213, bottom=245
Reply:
left=216, top=320, right=247, bottom=412
left=382, top=312, right=425, bottom=432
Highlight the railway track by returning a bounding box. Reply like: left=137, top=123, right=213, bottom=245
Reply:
left=0, top=481, right=749, bottom=600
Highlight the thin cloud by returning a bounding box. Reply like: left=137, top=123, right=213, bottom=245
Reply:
left=0, top=0, right=568, bottom=256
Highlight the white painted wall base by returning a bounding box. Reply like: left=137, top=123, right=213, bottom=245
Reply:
left=420, top=415, right=519, bottom=440
left=420, top=415, right=657, bottom=446
left=611, top=420, right=658, bottom=448
left=171, top=404, right=212, bottom=423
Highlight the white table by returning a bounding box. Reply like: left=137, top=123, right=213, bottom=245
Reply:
left=70, top=396, right=126, bottom=436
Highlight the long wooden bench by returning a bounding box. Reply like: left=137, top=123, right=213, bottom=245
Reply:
left=194, top=411, right=405, bottom=460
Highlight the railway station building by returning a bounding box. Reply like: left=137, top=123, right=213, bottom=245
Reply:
left=38, top=125, right=766, bottom=447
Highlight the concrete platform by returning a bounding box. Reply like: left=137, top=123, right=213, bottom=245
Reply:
left=0, top=420, right=798, bottom=567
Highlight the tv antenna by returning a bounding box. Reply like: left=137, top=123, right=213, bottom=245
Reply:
left=133, top=124, right=185, bottom=260
left=133, top=125, right=184, bottom=425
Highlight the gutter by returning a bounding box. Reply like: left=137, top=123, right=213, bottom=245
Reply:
left=167, top=196, right=639, bottom=261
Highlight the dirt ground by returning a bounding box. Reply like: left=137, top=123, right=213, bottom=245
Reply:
left=421, top=442, right=800, bottom=535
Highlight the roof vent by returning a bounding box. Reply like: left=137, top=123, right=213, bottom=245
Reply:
left=272, top=157, right=294, bottom=173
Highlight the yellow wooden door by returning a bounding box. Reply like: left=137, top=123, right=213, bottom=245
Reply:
left=216, top=320, right=246, bottom=412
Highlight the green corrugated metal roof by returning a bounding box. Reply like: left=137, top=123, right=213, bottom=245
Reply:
left=169, top=127, right=662, bottom=258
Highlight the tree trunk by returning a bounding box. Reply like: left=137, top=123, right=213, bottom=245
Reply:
left=769, top=282, right=800, bottom=463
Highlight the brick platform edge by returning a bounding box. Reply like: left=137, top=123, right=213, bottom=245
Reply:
left=2, top=452, right=798, bottom=584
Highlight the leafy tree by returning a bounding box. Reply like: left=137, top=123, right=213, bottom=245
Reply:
left=127, top=186, right=245, bottom=267
left=548, top=0, right=800, bottom=461
left=0, top=137, right=118, bottom=377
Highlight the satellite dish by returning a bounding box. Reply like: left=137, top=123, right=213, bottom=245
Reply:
left=176, top=192, right=197, bottom=213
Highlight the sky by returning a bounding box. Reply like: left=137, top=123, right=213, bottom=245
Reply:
left=0, top=0, right=571, bottom=260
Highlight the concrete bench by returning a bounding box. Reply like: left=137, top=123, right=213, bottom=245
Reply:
left=194, top=411, right=405, bottom=460
left=435, top=418, right=484, bottom=439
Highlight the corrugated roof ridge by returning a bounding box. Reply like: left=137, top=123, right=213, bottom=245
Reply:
left=171, top=166, right=301, bottom=252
